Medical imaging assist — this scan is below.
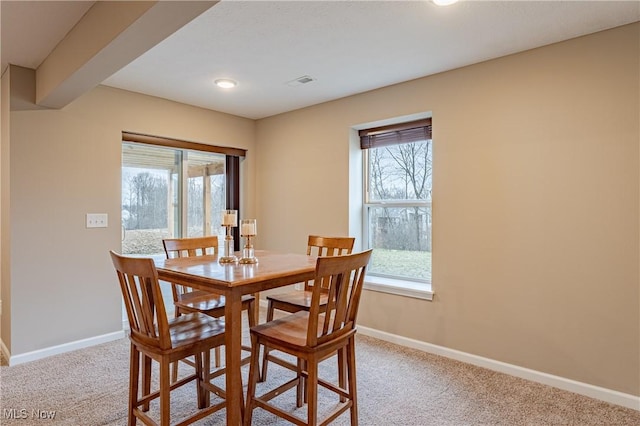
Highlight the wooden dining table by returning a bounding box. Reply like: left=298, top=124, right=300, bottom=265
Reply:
left=154, top=249, right=316, bottom=425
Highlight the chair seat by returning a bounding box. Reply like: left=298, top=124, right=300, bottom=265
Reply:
left=251, top=311, right=339, bottom=352
left=251, top=311, right=310, bottom=347
left=266, top=291, right=328, bottom=310
left=166, top=313, right=226, bottom=351
left=176, top=291, right=255, bottom=315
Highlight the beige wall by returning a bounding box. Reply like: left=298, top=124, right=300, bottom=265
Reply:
left=5, top=84, right=255, bottom=355
left=255, top=23, right=640, bottom=396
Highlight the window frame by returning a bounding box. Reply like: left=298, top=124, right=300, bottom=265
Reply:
left=121, top=131, right=244, bottom=250
left=359, top=120, right=434, bottom=300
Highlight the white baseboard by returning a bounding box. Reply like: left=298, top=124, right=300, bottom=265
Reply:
left=7, top=330, right=125, bottom=366
left=357, top=326, right=640, bottom=411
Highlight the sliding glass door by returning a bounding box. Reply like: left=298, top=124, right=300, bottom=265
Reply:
left=121, top=143, right=226, bottom=256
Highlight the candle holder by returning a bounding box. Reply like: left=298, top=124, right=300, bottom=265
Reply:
left=219, top=209, right=238, bottom=264
left=239, top=219, right=258, bottom=264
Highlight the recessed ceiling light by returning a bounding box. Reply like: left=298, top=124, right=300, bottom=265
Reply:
left=432, top=0, right=458, bottom=6
left=215, top=79, right=237, bottom=89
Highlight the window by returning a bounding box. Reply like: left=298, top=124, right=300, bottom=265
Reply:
left=360, top=119, right=433, bottom=298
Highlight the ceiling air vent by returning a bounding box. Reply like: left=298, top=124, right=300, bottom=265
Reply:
left=286, top=75, right=316, bottom=87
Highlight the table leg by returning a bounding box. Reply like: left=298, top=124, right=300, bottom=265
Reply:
left=225, top=289, right=244, bottom=425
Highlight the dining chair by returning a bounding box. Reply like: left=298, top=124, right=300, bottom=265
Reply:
left=261, top=235, right=355, bottom=382
left=110, top=251, right=227, bottom=426
left=162, top=235, right=256, bottom=381
left=244, top=249, right=372, bottom=426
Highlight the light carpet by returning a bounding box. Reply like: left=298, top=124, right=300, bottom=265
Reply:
left=1, top=333, right=639, bottom=425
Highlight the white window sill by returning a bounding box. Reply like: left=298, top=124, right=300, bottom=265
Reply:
left=364, top=275, right=433, bottom=301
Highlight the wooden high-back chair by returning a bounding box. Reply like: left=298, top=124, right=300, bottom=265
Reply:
left=244, top=249, right=373, bottom=426
left=261, top=235, right=355, bottom=381
left=163, top=236, right=256, bottom=380
left=110, top=251, right=226, bottom=426
left=163, top=235, right=221, bottom=310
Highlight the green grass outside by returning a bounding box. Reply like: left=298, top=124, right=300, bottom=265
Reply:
left=369, top=248, right=431, bottom=281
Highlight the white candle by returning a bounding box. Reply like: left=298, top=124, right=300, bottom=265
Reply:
left=241, top=222, right=256, bottom=236
left=222, top=211, right=237, bottom=226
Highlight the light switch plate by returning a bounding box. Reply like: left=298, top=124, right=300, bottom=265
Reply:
left=86, top=213, right=108, bottom=228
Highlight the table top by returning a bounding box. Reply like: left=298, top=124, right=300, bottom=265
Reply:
left=154, top=249, right=317, bottom=293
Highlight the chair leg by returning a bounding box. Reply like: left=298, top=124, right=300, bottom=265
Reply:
left=214, top=347, right=221, bottom=368
left=159, top=358, right=171, bottom=426
left=296, top=357, right=304, bottom=407
left=248, top=298, right=257, bottom=327
left=347, top=339, right=359, bottom=426
left=203, top=350, right=211, bottom=384
left=338, top=346, right=346, bottom=403
left=251, top=292, right=260, bottom=326
left=307, top=357, right=318, bottom=426
left=259, top=300, right=275, bottom=382
left=171, top=360, right=179, bottom=383
left=172, top=308, right=183, bottom=382
left=128, top=344, right=139, bottom=426
left=244, top=334, right=260, bottom=426
left=142, top=354, right=152, bottom=412
left=302, top=358, right=308, bottom=404
left=195, top=352, right=210, bottom=409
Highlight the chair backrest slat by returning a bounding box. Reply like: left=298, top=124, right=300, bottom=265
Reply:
left=110, top=251, right=172, bottom=350
left=333, top=272, right=350, bottom=328
left=307, top=249, right=372, bottom=347
left=346, top=266, right=367, bottom=323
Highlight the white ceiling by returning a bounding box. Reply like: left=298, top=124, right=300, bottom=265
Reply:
left=2, top=0, right=639, bottom=120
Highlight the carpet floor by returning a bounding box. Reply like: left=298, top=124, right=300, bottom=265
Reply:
left=1, top=333, right=639, bottom=425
